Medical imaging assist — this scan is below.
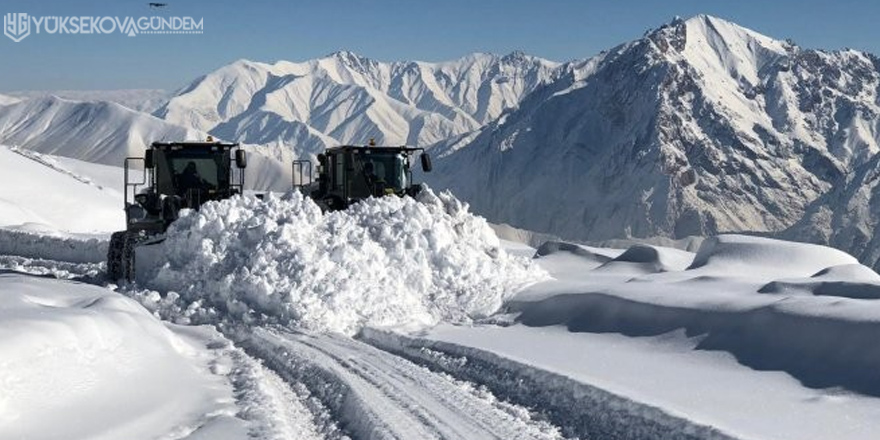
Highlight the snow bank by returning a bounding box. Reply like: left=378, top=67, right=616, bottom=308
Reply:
left=0, top=145, right=123, bottom=233
left=535, top=241, right=621, bottom=261
left=0, top=273, right=239, bottom=440
left=531, top=241, right=624, bottom=277
left=363, top=328, right=738, bottom=440
left=138, top=189, right=545, bottom=335
left=375, top=324, right=880, bottom=440
left=595, top=244, right=694, bottom=274
left=760, top=264, right=880, bottom=299
left=0, top=228, right=108, bottom=264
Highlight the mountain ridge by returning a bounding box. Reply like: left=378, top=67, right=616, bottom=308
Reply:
left=423, top=14, right=880, bottom=247
left=154, top=51, right=562, bottom=158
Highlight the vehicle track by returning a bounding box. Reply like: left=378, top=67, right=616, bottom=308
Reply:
left=237, top=328, right=567, bottom=440
left=361, top=329, right=743, bottom=440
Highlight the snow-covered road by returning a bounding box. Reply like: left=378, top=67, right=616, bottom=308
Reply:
left=0, top=254, right=738, bottom=440
left=239, top=328, right=566, bottom=440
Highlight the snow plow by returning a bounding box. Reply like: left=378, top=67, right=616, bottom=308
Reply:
left=107, top=138, right=247, bottom=281
left=294, top=140, right=433, bottom=211
left=108, top=138, right=432, bottom=282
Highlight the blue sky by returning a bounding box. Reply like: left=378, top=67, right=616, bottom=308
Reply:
left=2, top=0, right=879, bottom=92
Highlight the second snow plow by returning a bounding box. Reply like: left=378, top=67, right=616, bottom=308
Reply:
left=294, top=140, right=433, bottom=211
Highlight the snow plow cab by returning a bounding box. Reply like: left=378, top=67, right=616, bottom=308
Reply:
left=294, top=140, right=432, bottom=211
left=107, top=138, right=248, bottom=281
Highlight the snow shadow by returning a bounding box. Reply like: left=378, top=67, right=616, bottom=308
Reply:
left=512, top=291, right=880, bottom=396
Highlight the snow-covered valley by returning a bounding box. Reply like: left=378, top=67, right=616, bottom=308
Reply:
left=3, top=144, right=880, bottom=439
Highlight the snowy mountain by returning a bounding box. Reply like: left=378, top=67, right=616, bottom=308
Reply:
left=0, top=96, right=203, bottom=165
left=155, top=51, right=560, bottom=158
left=6, top=89, right=170, bottom=113
left=0, top=51, right=561, bottom=192
left=425, top=15, right=880, bottom=244
left=0, top=96, right=293, bottom=191
left=6, top=15, right=880, bottom=270
left=0, top=93, right=20, bottom=106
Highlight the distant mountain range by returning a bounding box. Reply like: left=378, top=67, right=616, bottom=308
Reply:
left=153, top=51, right=560, bottom=158
left=3, top=14, right=880, bottom=269
left=0, top=95, right=292, bottom=191
left=5, top=89, right=170, bottom=113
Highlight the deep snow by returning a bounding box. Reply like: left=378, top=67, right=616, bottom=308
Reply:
left=134, top=188, right=546, bottom=335
left=0, top=273, right=248, bottom=440
left=510, top=235, right=880, bottom=399
left=3, top=24, right=880, bottom=435
left=0, top=145, right=123, bottom=233
left=369, top=324, right=880, bottom=440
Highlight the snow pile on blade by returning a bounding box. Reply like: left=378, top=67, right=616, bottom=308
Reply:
left=137, top=189, right=545, bottom=335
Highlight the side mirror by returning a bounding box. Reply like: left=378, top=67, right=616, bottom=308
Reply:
left=420, top=153, right=433, bottom=172
left=235, top=149, right=247, bottom=168
left=144, top=149, right=154, bottom=169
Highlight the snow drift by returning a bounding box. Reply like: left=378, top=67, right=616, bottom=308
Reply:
left=595, top=244, right=695, bottom=274
left=0, top=145, right=123, bottom=233
left=0, top=229, right=107, bottom=264
left=688, top=234, right=859, bottom=278
left=0, top=273, right=239, bottom=440
left=514, top=234, right=880, bottom=396
left=136, top=189, right=545, bottom=335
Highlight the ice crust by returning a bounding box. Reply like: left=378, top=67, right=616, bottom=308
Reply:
left=139, top=189, right=545, bottom=335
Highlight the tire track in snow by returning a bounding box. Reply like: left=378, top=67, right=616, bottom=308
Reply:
left=208, top=336, right=344, bottom=440
left=237, top=328, right=567, bottom=440
left=360, top=328, right=743, bottom=440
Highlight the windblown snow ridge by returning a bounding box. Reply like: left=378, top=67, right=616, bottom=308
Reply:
left=135, top=188, right=545, bottom=335
left=0, top=229, right=107, bottom=264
